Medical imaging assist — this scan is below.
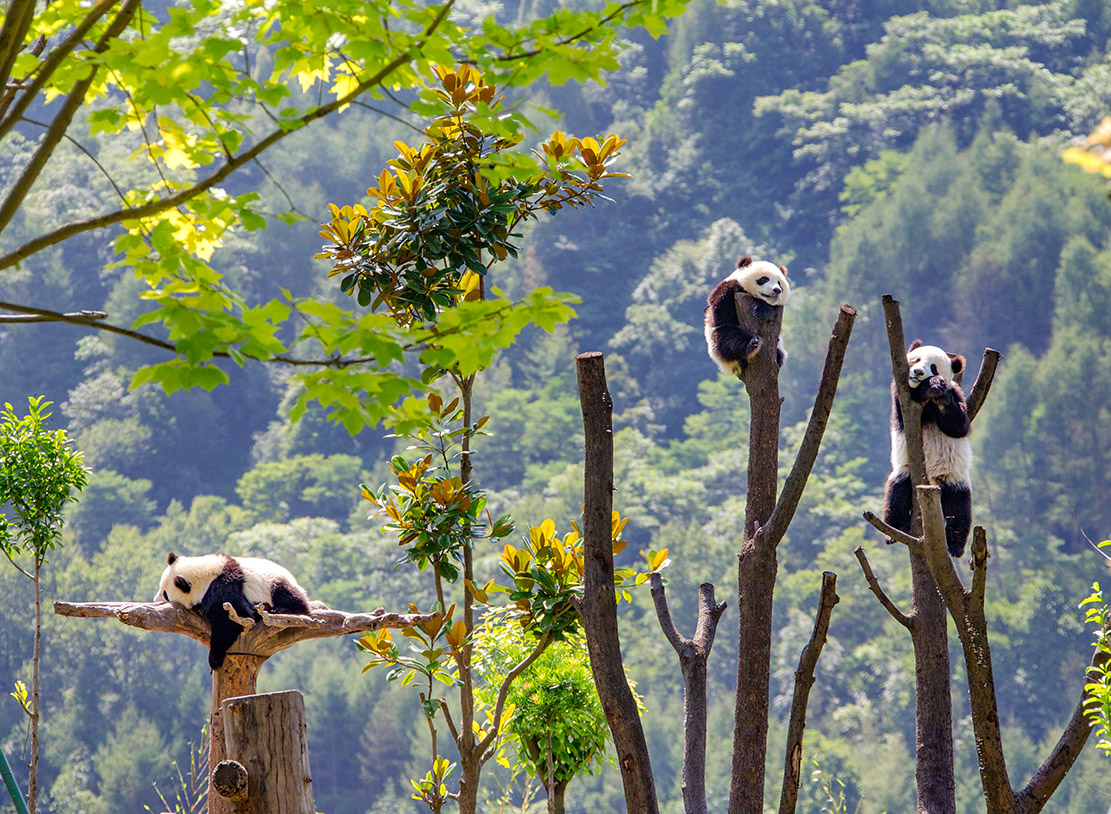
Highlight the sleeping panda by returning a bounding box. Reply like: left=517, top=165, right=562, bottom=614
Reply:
left=704, top=256, right=790, bottom=376
left=154, top=552, right=311, bottom=670
left=882, top=340, right=972, bottom=557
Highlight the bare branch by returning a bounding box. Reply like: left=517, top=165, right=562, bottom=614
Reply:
left=476, top=632, right=552, bottom=759
left=966, top=349, right=1002, bottom=423
left=862, top=510, right=923, bottom=554
left=648, top=572, right=690, bottom=656
left=55, top=600, right=435, bottom=658
left=765, top=305, right=856, bottom=546
left=223, top=602, right=256, bottom=630
left=1015, top=638, right=1110, bottom=814
left=853, top=547, right=913, bottom=630
left=0, top=0, right=37, bottom=100
left=779, top=572, right=839, bottom=814
left=915, top=485, right=968, bottom=603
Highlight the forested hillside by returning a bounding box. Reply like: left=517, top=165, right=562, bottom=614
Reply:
left=3, top=0, right=1111, bottom=812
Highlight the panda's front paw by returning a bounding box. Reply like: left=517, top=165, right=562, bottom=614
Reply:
left=924, top=376, right=948, bottom=400
left=744, top=335, right=762, bottom=361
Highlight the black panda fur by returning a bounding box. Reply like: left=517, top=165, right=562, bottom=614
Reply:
left=154, top=551, right=311, bottom=670
left=882, top=340, right=973, bottom=557
left=704, top=256, right=789, bottom=376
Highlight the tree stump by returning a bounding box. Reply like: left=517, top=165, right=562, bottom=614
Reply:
left=216, top=690, right=314, bottom=814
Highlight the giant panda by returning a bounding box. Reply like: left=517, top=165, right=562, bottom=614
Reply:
left=704, top=256, right=790, bottom=376
left=882, top=340, right=973, bottom=557
left=154, top=552, right=311, bottom=670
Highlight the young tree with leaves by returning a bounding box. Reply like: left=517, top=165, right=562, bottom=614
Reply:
left=320, top=64, right=640, bottom=814
left=0, top=396, right=88, bottom=814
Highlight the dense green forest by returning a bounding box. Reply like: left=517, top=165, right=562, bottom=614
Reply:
left=3, top=0, right=1111, bottom=812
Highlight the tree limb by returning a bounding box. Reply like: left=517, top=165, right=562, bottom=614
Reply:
left=779, top=572, right=839, bottom=814
left=765, top=305, right=856, bottom=546
left=1015, top=637, right=1110, bottom=814
left=862, top=510, right=923, bottom=554
left=966, top=349, right=1002, bottom=423
left=853, top=547, right=913, bottom=630
left=0, top=0, right=122, bottom=141
left=55, top=600, right=435, bottom=658
left=476, top=632, right=552, bottom=760
left=0, top=2, right=456, bottom=273
left=650, top=576, right=726, bottom=814
left=0, top=0, right=142, bottom=235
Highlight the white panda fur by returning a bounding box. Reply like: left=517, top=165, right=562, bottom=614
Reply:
left=882, top=341, right=973, bottom=556
left=155, top=551, right=311, bottom=670
left=704, top=256, right=789, bottom=376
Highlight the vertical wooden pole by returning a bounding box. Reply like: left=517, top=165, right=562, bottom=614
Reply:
left=220, top=690, right=315, bottom=814
left=209, top=655, right=263, bottom=814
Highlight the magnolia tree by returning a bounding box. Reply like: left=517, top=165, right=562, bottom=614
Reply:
left=318, top=65, right=659, bottom=814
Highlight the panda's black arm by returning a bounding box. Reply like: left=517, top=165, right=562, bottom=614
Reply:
left=709, top=281, right=742, bottom=329
left=932, top=382, right=970, bottom=438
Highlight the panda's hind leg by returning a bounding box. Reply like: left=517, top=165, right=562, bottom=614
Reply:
left=882, top=472, right=912, bottom=544
left=271, top=579, right=311, bottom=615
left=940, top=480, right=972, bottom=557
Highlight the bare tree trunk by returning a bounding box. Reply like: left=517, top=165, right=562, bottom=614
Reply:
left=879, top=295, right=956, bottom=814
left=728, top=289, right=783, bottom=814
left=907, top=551, right=955, bottom=814
left=650, top=577, right=727, bottom=814
left=726, top=302, right=855, bottom=814
left=576, top=351, right=659, bottom=814
left=779, top=572, right=839, bottom=814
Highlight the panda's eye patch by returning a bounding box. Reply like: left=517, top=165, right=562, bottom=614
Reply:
left=931, top=364, right=938, bottom=375
left=756, top=276, right=770, bottom=285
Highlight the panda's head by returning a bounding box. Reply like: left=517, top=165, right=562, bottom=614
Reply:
left=906, top=340, right=964, bottom=388
left=155, top=551, right=222, bottom=606
left=728, top=256, right=790, bottom=307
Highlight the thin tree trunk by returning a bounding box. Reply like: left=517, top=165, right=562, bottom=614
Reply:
left=650, top=577, right=727, bottom=814
left=29, top=562, right=40, bottom=814
left=576, top=351, right=659, bottom=814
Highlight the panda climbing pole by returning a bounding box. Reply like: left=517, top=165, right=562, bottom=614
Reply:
left=54, top=599, right=433, bottom=814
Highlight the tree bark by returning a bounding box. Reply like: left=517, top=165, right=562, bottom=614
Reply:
left=650, top=576, right=727, bottom=814
left=779, top=572, right=839, bottom=814
left=879, top=295, right=956, bottom=814
left=728, top=301, right=854, bottom=814
left=576, top=351, right=659, bottom=814
left=219, top=690, right=315, bottom=814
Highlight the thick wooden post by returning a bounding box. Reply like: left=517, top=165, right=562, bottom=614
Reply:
left=209, top=655, right=264, bottom=814
left=217, top=690, right=315, bottom=814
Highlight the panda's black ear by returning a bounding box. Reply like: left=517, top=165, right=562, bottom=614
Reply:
left=736, top=256, right=753, bottom=269
left=167, top=551, right=177, bottom=565
left=949, top=354, right=965, bottom=375
left=907, top=339, right=923, bottom=351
